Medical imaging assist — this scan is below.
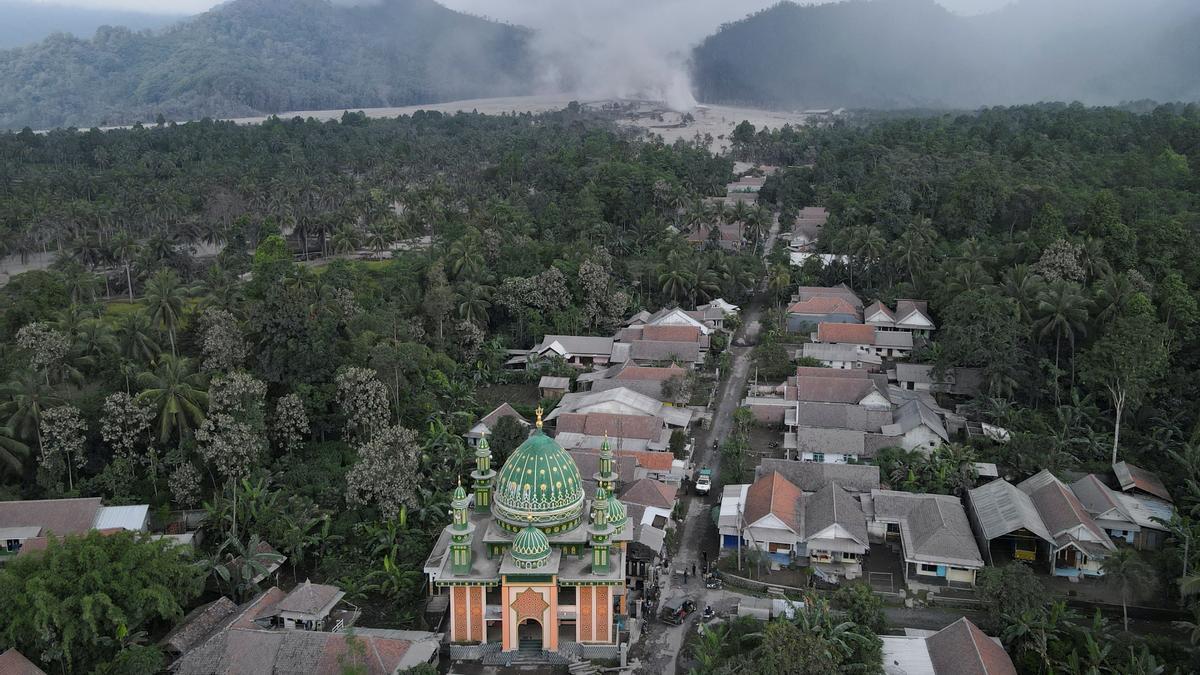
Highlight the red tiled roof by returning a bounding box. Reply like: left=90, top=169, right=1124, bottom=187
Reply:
left=641, top=325, right=702, bottom=343
left=620, top=479, right=677, bottom=510
left=795, top=366, right=867, bottom=379
left=744, top=472, right=803, bottom=534
left=615, top=450, right=675, bottom=472
left=0, top=497, right=102, bottom=537
left=615, top=364, right=687, bottom=382
left=816, top=323, right=876, bottom=345
left=479, top=403, right=528, bottom=430
left=554, top=413, right=664, bottom=440
left=787, top=296, right=860, bottom=316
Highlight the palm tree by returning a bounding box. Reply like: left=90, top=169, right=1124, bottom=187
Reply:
left=1101, top=547, right=1151, bottom=632
left=1172, top=605, right=1200, bottom=645
left=0, top=425, right=30, bottom=475
left=210, top=533, right=285, bottom=602
left=767, top=263, right=791, bottom=308
left=115, top=310, right=160, bottom=365
left=143, top=269, right=187, bottom=357
left=365, top=222, right=392, bottom=257
left=1000, top=265, right=1044, bottom=326
left=330, top=226, right=360, bottom=256
left=1093, top=271, right=1135, bottom=324
left=657, top=257, right=695, bottom=304
left=0, top=370, right=62, bottom=458
left=1034, top=280, right=1089, bottom=401
left=455, top=281, right=492, bottom=325
left=137, top=355, right=208, bottom=443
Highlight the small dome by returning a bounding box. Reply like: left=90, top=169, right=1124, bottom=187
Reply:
left=453, top=483, right=468, bottom=501
left=606, top=497, right=628, bottom=532
left=512, top=522, right=551, bottom=568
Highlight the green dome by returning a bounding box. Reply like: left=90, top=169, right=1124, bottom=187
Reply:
left=453, top=483, right=467, bottom=501
left=607, top=497, right=628, bottom=532
left=512, top=522, right=551, bottom=568
left=493, top=429, right=585, bottom=531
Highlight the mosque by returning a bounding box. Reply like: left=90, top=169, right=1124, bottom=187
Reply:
left=424, top=408, right=630, bottom=657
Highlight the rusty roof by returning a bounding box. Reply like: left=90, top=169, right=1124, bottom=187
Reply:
left=816, top=323, right=877, bottom=345
left=641, top=325, right=702, bottom=343
left=554, top=413, right=664, bottom=440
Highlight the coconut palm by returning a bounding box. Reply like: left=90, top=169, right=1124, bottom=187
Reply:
left=330, top=225, right=360, bottom=256
left=137, top=355, right=208, bottom=443
left=1093, top=271, right=1136, bottom=325
left=1101, top=547, right=1151, bottom=632
left=0, top=370, right=63, bottom=457
left=115, top=310, right=160, bottom=365
left=1035, top=280, right=1089, bottom=400
left=657, top=256, right=695, bottom=304
left=0, top=425, right=30, bottom=475
left=455, top=281, right=492, bottom=325
left=143, top=269, right=188, bottom=357
left=1000, top=265, right=1044, bottom=326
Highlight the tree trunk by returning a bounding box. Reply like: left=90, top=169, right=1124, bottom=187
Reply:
left=1111, top=390, right=1125, bottom=466
left=169, top=328, right=177, bottom=358
left=126, top=262, right=134, bottom=302
left=1122, top=588, right=1129, bottom=632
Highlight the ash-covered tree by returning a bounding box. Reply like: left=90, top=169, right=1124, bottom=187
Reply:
left=100, top=392, right=157, bottom=496
left=336, top=367, right=390, bottom=443
left=199, top=307, right=247, bottom=373
left=345, top=425, right=421, bottom=523
left=197, top=371, right=268, bottom=539
left=15, top=321, right=70, bottom=385
left=270, top=393, right=310, bottom=455
left=38, top=404, right=87, bottom=492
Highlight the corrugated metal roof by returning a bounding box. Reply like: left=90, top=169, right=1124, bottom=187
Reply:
left=967, top=479, right=1053, bottom=543
left=92, top=504, right=149, bottom=531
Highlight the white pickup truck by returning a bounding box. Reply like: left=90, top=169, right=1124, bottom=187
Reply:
left=695, top=467, right=713, bottom=496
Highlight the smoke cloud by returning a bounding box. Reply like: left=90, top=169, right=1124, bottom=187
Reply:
left=440, top=0, right=781, bottom=111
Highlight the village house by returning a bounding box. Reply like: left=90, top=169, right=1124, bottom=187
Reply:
left=719, top=472, right=870, bottom=583
left=686, top=223, right=743, bottom=250
left=546, top=387, right=693, bottom=429
left=799, top=342, right=883, bottom=371
left=166, top=582, right=439, bottom=674
left=789, top=207, right=829, bottom=254
left=755, top=460, right=881, bottom=494
left=538, top=376, right=571, bottom=399
left=508, top=335, right=618, bottom=369
left=967, top=470, right=1117, bottom=578
left=867, top=490, right=985, bottom=590
left=553, top=411, right=672, bottom=453
left=880, top=617, right=1018, bottom=675
left=0, top=497, right=149, bottom=560
left=864, top=299, right=937, bottom=337
left=785, top=285, right=864, bottom=333
left=814, top=322, right=913, bottom=359
left=892, top=363, right=984, bottom=396
left=1113, top=461, right=1173, bottom=504
left=464, top=403, right=529, bottom=449
left=1069, top=474, right=1171, bottom=551
left=577, top=363, right=688, bottom=402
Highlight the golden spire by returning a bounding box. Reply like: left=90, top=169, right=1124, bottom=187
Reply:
left=535, top=406, right=544, bottom=430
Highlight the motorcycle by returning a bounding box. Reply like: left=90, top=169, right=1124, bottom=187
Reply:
left=704, top=574, right=723, bottom=590
left=702, top=605, right=714, bottom=620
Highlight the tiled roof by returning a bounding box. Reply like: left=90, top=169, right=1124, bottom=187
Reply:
left=795, top=366, right=867, bottom=379
left=614, top=364, right=687, bottom=382
left=161, top=597, right=239, bottom=654
left=554, top=413, right=664, bottom=440
left=816, top=323, right=877, bottom=345
left=1070, top=474, right=1134, bottom=524
left=277, top=581, right=343, bottom=616
left=531, top=335, right=615, bottom=357
left=795, top=376, right=879, bottom=404
left=1113, top=461, right=1172, bottom=503
left=629, top=340, right=701, bottom=363
left=794, top=401, right=892, bottom=432
left=641, top=325, right=702, bottom=343
left=0, top=497, right=103, bottom=537
left=795, top=285, right=862, bottom=308
left=756, top=459, right=880, bottom=493
left=615, top=450, right=675, bottom=472
left=744, top=472, right=804, bottom=534
left=926, top=617, right=1017, bottom=675
left=477, top=403, right=528, bottom=431
left=871, top=491, right=984, bottom=568
left=1018, top=470, right=1114, bottom=550
left=804, top=483, right=867, bottom=545
left=787, top=296, right=861, bottom=316
left=0, top=649, right=47, bottom=675
left=619, top=479, right=677, bottom=510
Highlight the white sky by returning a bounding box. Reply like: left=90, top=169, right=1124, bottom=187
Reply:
left=19, top=0, right=1015, bottom=18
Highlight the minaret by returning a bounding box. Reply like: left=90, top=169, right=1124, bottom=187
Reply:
left=471, top=433, right=497, bottom=513
left=589, top=486, right=613, bottom=573
left=593, top=433, right=619, bottom=495
left=449, top=478, right=476, bottom=574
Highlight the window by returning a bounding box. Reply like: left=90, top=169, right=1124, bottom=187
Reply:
left=5, top=539, right=18, bottom=552
left=812, top=453, right=825, bottom=463
left=768, top=542, right=791, bottom=553
left=919, top=564, right=940, bottom=574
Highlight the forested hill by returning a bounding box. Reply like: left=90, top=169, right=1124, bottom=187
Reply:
left=691, top=0, right=1200, bottom=110
left=0, top=0, right=532, bottom=130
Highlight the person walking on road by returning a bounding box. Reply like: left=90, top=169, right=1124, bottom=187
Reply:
left=692, top=563, right=697, bottom=577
